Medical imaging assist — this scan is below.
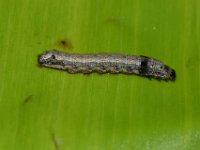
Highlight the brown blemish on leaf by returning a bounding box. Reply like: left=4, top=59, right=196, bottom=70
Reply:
left=56, top=38, right=73, bottom=50
left=23, top=95, right=33, bottom=104
left=105, top=16, right=122, bottom=24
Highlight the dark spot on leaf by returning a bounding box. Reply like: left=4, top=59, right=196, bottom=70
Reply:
left=61, top=40, right=66, bottom=45
left=23, top=95, right=33, bottom=104
left=105, top=16, right=122, bottom=25
left=56, top=38, right=73, bottom=50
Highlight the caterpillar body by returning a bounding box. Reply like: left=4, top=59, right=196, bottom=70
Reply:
left=38, top=50, right=176, bottom=81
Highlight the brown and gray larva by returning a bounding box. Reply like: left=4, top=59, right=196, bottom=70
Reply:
left=38, top=50, right=176, bottom=80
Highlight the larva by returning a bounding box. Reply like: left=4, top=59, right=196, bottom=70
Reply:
left=38, top=50, right=176, bottom=80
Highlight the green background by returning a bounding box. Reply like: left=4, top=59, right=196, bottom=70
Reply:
left=0, top=0, right=199, bottom=149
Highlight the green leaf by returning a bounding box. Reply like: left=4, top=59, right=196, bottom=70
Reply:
left=0, top=0, right=199, bottom=149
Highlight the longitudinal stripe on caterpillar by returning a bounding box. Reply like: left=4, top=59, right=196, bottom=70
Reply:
left=38, top=50, right=176, bottom=80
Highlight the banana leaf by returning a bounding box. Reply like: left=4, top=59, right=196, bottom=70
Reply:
left=0, top=0, right=199, bottom=149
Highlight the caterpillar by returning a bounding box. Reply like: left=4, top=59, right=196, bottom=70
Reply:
left=38, top=50, right=176, bottom=81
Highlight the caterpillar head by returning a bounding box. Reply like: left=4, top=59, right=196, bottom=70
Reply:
left=38, top=50, right=64, bottom=66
